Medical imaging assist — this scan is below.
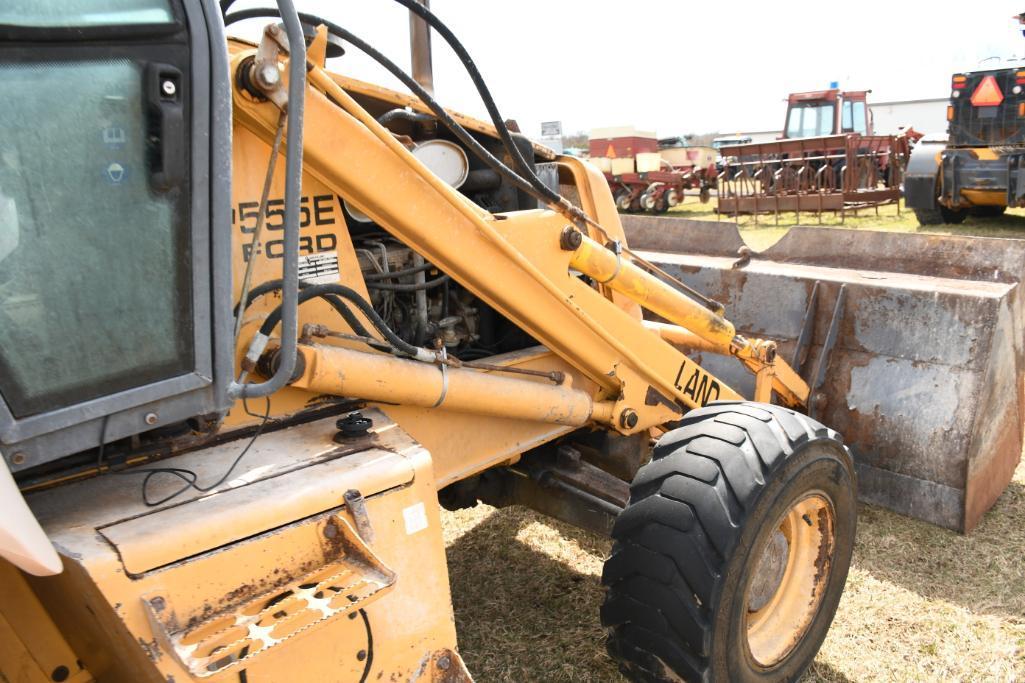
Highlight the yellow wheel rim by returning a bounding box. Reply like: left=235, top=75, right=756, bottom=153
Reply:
left=744, top=493, right=835, bottom=667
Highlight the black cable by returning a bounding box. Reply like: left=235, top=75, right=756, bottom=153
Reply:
left=222, top=7, right=723, bottom=313
left=238, top=279, right=379, bottom=342
left=388, top=0, right=559, bottom=202
left=377, top=108, right=435, bottom=129
left=364, top=274, right=448, bottom=292
left=258, top=283, right=421, bottom=358
left=222, top=9, right=552, bottom=210
left=116, top=397, right=273, bottom=507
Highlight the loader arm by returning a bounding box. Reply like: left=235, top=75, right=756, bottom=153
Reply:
left=230, top=37, right=810, bottom=434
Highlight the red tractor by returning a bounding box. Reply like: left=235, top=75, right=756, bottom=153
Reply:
left=717, top=88, right=915, bottom=216
left=782, top=89, right=873, bottom=139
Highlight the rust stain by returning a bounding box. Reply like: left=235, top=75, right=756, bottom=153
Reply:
left=810, top=505, right=834, bottom=599
left=137, top=636, right=162, bottom=662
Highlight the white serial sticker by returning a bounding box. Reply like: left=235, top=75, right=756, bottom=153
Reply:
left=297, top=250, right=340, bottom=284
left=402, top=502, right=428, bottom=535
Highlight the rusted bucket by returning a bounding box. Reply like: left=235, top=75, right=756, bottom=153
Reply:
left=622, top=215, right=1025, bottom=532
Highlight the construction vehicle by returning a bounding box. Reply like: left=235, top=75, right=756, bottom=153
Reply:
left=905, top=63, right=1025, bottom=224
left=716, top=88, right=914, bottom=217
left=0, top=3, right=1022, bottom=683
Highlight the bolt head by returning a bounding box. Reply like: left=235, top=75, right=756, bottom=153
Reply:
left=161, top=80, right=176, bottom=97
left=144, top=412, right=159, bottom=425
left=257, top=63, right=281, bottom=87
left=11, top=452, right=26, bottom=466
left=437, top=655, right=451, bottom=671
left=619, top=409, right=639, bottom=430
left=559, top=226, right=583, bottom=251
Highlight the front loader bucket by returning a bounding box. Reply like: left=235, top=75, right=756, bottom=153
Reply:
left=622, top=215, right=1025, bottom=532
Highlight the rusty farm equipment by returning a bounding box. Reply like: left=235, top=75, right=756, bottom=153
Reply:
left=623, top=214, right=1025, bottom=532
left=607, top=165, right=714, bottom=213
left=716, top=133, right=913, bottom=220
left=589, top=126, right=715, bottom=213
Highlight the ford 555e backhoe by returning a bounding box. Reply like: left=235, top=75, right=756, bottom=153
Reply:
left=1, top=2, right=1023, bottom=682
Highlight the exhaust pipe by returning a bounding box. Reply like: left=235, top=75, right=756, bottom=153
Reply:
left=408, top=0, right=434, bottom=95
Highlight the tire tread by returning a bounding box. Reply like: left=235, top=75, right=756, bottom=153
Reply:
left=601, top=402, right=848, bottom=682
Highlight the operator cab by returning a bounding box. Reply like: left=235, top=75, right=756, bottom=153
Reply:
left=782, top=89, right=872, bottom=139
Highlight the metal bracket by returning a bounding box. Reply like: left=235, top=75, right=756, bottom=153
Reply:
left=791, top=280, right=821, bottom=373
left=808, top=284, right=846, bottom=420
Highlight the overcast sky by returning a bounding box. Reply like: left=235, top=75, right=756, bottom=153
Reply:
left=227, top=1, right=1024, bottom=137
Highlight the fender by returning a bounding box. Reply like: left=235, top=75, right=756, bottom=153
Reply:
left=904, top=141, right=945, bottom=210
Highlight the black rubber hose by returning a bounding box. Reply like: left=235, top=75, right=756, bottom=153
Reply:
left=258, top=283, right=421, bottom=357
left=389, top=0, right=560, bottom=202
left=365, top=274, right=449, bottom=292
left=377, top=108, right=436, bottom=129
left=222, top=9, right=553, bottom=209
left=237, top=279, right=376, bottom=340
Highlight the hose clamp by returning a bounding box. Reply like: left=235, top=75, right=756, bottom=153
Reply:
left=431, top=347, right=449, bottom=408
left=596, top=240, right=623, bottom=284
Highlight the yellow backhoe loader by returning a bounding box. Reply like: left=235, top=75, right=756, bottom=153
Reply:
left=1, top=2, right=1022, bottom=682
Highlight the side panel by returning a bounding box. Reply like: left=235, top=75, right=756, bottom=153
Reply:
left=25, top=412, right=460, bottom=681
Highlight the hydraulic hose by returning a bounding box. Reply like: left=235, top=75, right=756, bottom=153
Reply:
left=223, top=9, right=551, bottom=210
left=228, top=0, right=305, bottom=399
left=237, top=279, right=378, bottom=341
left=256, top=283, right=422, bottom=359
left=387, top=0, right=561, bottom=204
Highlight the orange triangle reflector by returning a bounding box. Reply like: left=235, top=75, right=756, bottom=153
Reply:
left=605, top=143, right=616, bottom=158
left=971, top=75, right=1004, bottom=107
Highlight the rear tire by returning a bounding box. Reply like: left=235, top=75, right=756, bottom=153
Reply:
left=913, top=207, right=943, bottom=225
left=913, top=205, right=967, bottom=225
left=601, top=402, right=856, bottom=683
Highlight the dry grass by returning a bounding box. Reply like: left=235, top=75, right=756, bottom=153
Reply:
left=442, top=460, right=1025, bottom=682
left=669, top=198, right=1025, bottom=251
left=441, top=204, right=1025, bottom=681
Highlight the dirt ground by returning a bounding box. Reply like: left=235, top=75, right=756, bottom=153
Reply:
left=441, top=203, right=1025, bottom=681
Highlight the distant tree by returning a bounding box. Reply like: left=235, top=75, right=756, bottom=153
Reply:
left=561, top=131, right=588, bottom=149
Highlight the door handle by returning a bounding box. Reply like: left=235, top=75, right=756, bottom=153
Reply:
left=145, top=63, right=185, bottom=192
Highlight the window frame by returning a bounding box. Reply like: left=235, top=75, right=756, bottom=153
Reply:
left=0, top=0, right=233, bottom=472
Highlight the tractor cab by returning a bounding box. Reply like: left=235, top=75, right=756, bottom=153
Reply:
left=782, top=89, right=873, bottom=139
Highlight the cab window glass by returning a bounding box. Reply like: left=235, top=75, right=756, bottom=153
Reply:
left=0, top=0, right=172, bottom=28
left=0, top=59, right=192, bottom=417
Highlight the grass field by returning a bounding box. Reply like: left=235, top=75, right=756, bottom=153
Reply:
left=441, top=202, right=1025, bottom=682
left=670, top=197, right=1025, bottom=250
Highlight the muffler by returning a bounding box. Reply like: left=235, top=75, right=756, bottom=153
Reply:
left=622, top=215, right=1025, bottom=532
